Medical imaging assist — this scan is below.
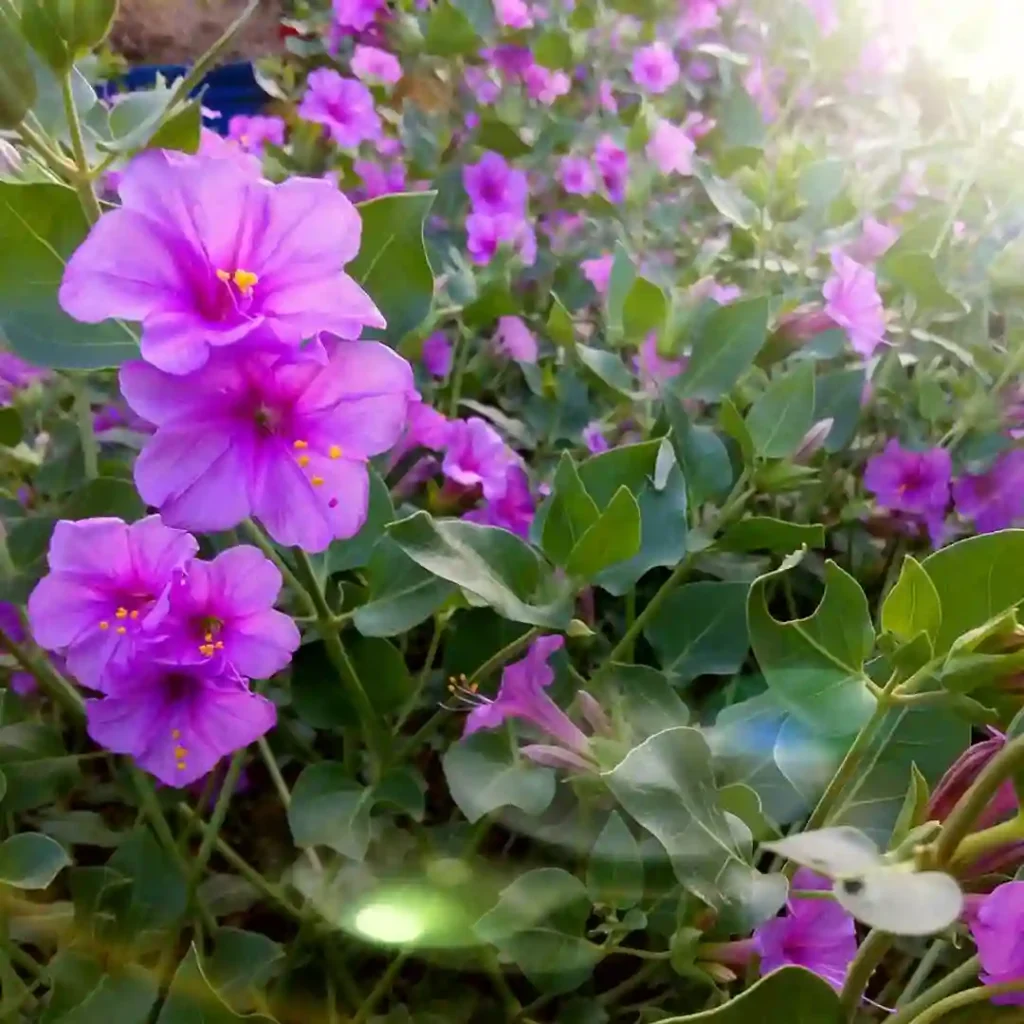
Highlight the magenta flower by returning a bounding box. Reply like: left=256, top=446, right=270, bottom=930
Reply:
left=583, top=422, right=609, bottom=454
left=465, top=66, right=501, bottom=105
left=404, top=401, right=452, bottom=452
left=631, top=42, right=680, bottom=94
left=523, top=64, right=571, bottom=104
left=0, top=352, right=47, bottom=404
left=59, top=151, right=383, bottom=375
left=754, top=869, right=857, bottom=990
left=422, top=332, right=453, bottom=377
left=646, top=119, right=696, bottom=177
left=466, top=213, right=535, bottom=267
left=351, top=44, right=402, bottom=85
left=823, top=251, right=887, bottom=357
left=159, top=546, right=300, bottom=679
left=864, top=440, right=951, bottom=536
left=120, top=340, right=414, bottom=553
left=227, top=114, right=286, bottom=155
left=557, top=156, right=597, bottom=196
left=463, top=152, right=528, bottom=217
left=691, top=277, right=740, bottom=305
left=582, top=254, right=614, bottom=295
left=953, top=450, right=1024, bottom=534
left=299, top=70, right=382, bottom=148
left=442, top=417, right=518, bottom=500
left=847, top=218, right=898, bottom=264
left=495, top=316, right=538, bottom=363
left=27, top=517, right=198, bottom=691
left=465, top=465, right=535, bottom=537
left=678, top=0, right=722, bottom=36
left=598, top=80, right=617, bottom=113
left=494, top=0, right=533, bottom=28
left=969, top=882, right=1024, bottom=1004
left=929, top=730, right=1017, bottom=833
left=635, top=335, right=684, bottom=390
left=744, top=58, right=783, bottom=122
left=333, top=0, right=384, bottom=31
left=807, top=0, right=839, bottom=35
left=462, top=635, right=589, bottom=756
left=595, top=134, right=628, bottom=203
left=86, top=657, right=275, bottom=786
left=682, top=110, right=716, bottom=140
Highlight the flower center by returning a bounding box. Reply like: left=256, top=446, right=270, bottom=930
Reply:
left=98, top=602, right=143, bottom=636
left=290, top=437, right=345, bottom=509
left=196, top=617, right=225, bottom=658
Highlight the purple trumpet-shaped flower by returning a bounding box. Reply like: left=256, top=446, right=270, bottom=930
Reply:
left=27, top=517, right=198, bottom=691
left=460, top=635, right=590, bottom=756
left=463, top=152, right=528, bottom=218
left=464, top=465, right=535, bottom=538
left=421, top=332, right=453, bottom=378
left=59, top=150, right=384, bottom=375
left=631, top=42, right=680, bottom=94
left=298, top=70, right=382, bottom=148
left=120, top=339, right=415, bottom=553
left=753, top=869, right=857, bottom=990
left=970, top=881, right=1024, bottom=1004
left=823, top=251, right=887, bottom=357
left=227, top=114, right=286, bottom=155
left=864, top=440, right=951, bottom=542
left=158, top=546, right=300, bottom=679
left=86, top=656, right=275, bottom=787
left=953, top=450, right=1024, bottom=534
left=495, top=316, right=538, bottom=363
left=441, top=417, right=519, bottom=500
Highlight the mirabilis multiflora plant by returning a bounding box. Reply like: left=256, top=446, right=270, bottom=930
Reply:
left=5, top=0, right=1024, bottom=1020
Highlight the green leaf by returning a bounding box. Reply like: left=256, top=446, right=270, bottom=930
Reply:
left=352, top=538, right=456, bottom=637
left=813, top=368, right=865, bottom=452
left=622, top=277, right=668, bottom=344
left=599, top=664, right=690, bottom=743
left=0, top=406, right=22, bottom=446
left=604, top=243, right=635, bottom=342
left=659, top=967, right=841, bottom=1021
left=797, top=159, right=845, bottom=211
left=747, top=553, right=877, bottom=736
left=695, top=167, right=758, bottom=229
left=718, top=783, right=778, bottom=842
left=576, top=344, right=635, bottom=397
left=720, top=518, right=825, bottom=553
left=108, top=827, right=187, bottom=935
left=156, top=945, right=276, bottom=1024
left=0, top=183, right=138, bottom=368
left=921, top=531, right=1024, bottom=654
left=326, top=469, right=392, bottom=572
left=881, top=251, right=964, bottom=313
left=43, top=963, right=158, bottom=1024
left=443, top=730, right=556, bottom=823
left=546, top=294, right=575, bottom=347
left=541, top=453, right=600, bottom=566
left=881, top=555, right=942, bottom=644
left=388, top=513, right=572, bottom=628
left=288, top=763, right=373, bottom=861
left=719, top=397, right=755, bottom=465
left=0, top=831, right=69, bottom=888
left=644, top=582, right=750, bottom=683
left=566, top=486, right=641, bottom=581
left=586, top=812, right=644, bottom=909
left=475, top=868, right=599, bottom=994
left=350, top=192, right=436, bottom=343
left=103, top=82, right=201, bottom=154
left=717, top=87, right=766, bottom=151
left=604, top=727, right=786, bottom=925
left=578, top=439, right=661, bottom=506
left=0, top=722, right=80, bottom=812
left=476, top=114, right=532, bottom=158
left=423, top=0, right=480, bottom=55
left=206, top=929, right=283, bottom=1012
left=63, top=477, right=145, bottom=522
left=348, top=636, right=413, bottom=714
left=678, top=297, right=769, bottom=402
left=890, top=763, right=930, bottom=851
left=533, top=29, right=573, bottom=69
left=746, top=362, right=816, bottom=459
left=665, top=394, right=733, bottom=504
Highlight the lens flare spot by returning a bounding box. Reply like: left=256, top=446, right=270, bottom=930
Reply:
left=353, top=903, right=426, bottom=945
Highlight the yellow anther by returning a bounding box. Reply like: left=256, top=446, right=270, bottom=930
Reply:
left=311, top=475, right=325, bottom=487
left=204, top=631, right=214, bottom=642
left=297, top=454, right=311, bottom=467
left=233, top=269, right=259, bottom=292
left=115, top=607, right=128, bottom=619
left=329, top=444, right=342, bottom=459
left=293, top=439, right=308, bottom=449
left=129, top=610, right=139, bottom=620
left=174, top=745, right=188, bottom=758
left=116, top=626, right=127, bottom=635
left=176, top=762, right=187, bottom=771
left=171, top=729, right=181, bottom=739
left=99, top=621, right=110, bottom=631
left=215, top=641, right=224, bottom=650
left=216, top=269, right=231, bottom=282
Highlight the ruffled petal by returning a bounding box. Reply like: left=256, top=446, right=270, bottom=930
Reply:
left=225, top=609, right=300, bottom=679
left=206, top=545, right=282, bottom=616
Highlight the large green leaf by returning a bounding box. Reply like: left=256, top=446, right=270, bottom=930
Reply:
left=42, top=960, right=158, bottom=1024
left=678, top=297, right=769, bottom=402
left=657, top=967, right=841, bottom=1022
left=207, top=930, right=283, bottom=1013
left=665, top=393, right=733, bottom=504
left=423, top=0, right=480, bottom=56
left=541, top=453, right=600, bottom=566
left=720, top=517, right=825, bottom=553
left=586, top=812, right=644, bottom=909
left=748, top=553, right=877, bottom=736
left=813, top=368, right=865, bottom=453
left=745, top=362, right=816, bottom=459
left=388, top=513, right=573, bottom=628
left=0, top=183, right=138, bottom=368
left=565, top=486, right=642, bottom=581
left=156, top=946, right=276, bottom=1024
left=881, top=554, right=942, bottom=644
left=921, top=531, right=1024, bottom=654
left=644, top=582, right=749, bottom=682
left=350, top=192, right=436, bottom=344
left=0, top=722, right=80, bottom=812
left=604, top=243, right=635, bottom=342
left=0, top=831, right=69, bottom=888
left=287, top=763, right=374, bottom=861
left=622, top=276, right=668, bottom=344
left=443, top=730, right=556, bottom=823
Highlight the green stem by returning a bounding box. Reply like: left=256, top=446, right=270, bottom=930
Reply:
left=896, top=940, right=948, bottom=1009
left=886, top=957, right=980, bottom=1024
left=931, top=734, right=1024, bottom=866
left=948, top=814, right=1024, bottom=870
left=15, top=120, right=76, bottom=178
left=185, top=750, right=244, bottom=907
left=447, top=332, right=471, bottom=418
left=292, top=548, right=386, bottom=777
left=351, top=952, right=407, bottom=1024
left=0, top=629, right=84, bottom=718
left=71, top=377, right=98, bottom=480
left=257, top=736, right=322, bottom=871
left=597, top=960, right=662, bottom=1008
left=240, top=520, right=315, bottom=616
left=839, top=929, right=892, bottom=1020
left=909, top=981, right=1024, bottom=1024
left=469, top=627, right=541, bottom=686
left=61, top=71, right=102, bottom=224
left=393, top=616, right=443, bottom=734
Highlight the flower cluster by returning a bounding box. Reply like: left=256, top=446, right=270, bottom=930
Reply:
left=463, top=151, right=536, bottom=266
left=28, top=517, right=297, bottom=786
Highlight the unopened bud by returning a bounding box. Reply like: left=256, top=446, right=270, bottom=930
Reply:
left=20, top=0, right=117, bottom=73
left=566, top=618, right=594, bottom=639
left=575, top=691, right=613, bottom=737
left=0, top=139, right=23, bottom=176
left=794, top=418, right=834, bottom=462
left=777, top=307, right=835, bottom=344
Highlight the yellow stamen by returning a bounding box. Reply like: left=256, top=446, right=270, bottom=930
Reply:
left=329, top=444, right=342, bottom=459
left=293, top=439, right=308, bottom=449
left=116, top=626, right=127, bottom=635
left=297, top=454, right=311, bottom=467
left=216, top=269, right=231, bottom=283
left=99, top=621, right=110, bottom=631
left=215, top=641, right=224, bottom=650
left=174, top=745, right=188, bottom=758
left=233, top=269, right=259, bottom=292
left=129, top=610, right=139, bottom=620
left=204, top=632, right=214, bottom=643
left=115, top=607, right=128, bottom=619
left=311, top=475, right=324, bottom=487
left=176, top=762, right=187, bottom=771
left=171, top=729, right=181, bottom=739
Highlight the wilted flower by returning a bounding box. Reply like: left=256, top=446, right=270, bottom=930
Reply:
left=351, top=44, right=402, bottom=85
left=754, top=869, right=857, bottom=990
left=690, top=277, right=740, bottom=305
left=969, top=882, right=1024, bottom=1004
left=929, top=729, right=1017, bottom=833
left=953, top=450, right=1024, bottom=534
left=59, top=150, right=383, bottom=374
left=120, top=340, right=414, bottom=553
left=631, top=42, right=680, bottom=94
left=806, top=0, right=839, bottom=35
left=299, top=70, right=382, bottom=148
left=744, top=58, right=783, bottom=121
left=646, top=119, right=696, bottom=176
left=28, top=517, right=197, bottom=690
left=495, top=316, right=538, bottom=363
left=227, top=114, right=286, bottom=155
left=823, top=251, right=887, bottom=357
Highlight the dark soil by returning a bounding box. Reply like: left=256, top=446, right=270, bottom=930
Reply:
left=110, top=0, right=286, bottom=64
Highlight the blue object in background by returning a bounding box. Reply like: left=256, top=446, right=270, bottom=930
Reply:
left=97, top=60, right=268, bottom=134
